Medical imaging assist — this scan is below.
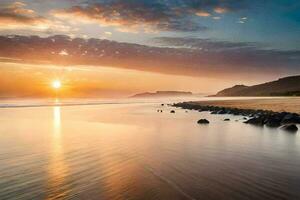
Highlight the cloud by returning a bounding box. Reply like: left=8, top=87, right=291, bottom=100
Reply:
left=0, top=35, right=299, bottom=79
left=195, top=11, right=211, bottom=17
left=0, top=2, right=72, bottom=33
left=51, top=2, right=207, bottom=32
left=51, top=0, right=252, bottom=32
left=212, top=16, right=221, bottom=20
left=0, top=2, right=45, bottom=27
left=152, top=37, right=258, bottom=51
left=238, top=16, right=248, bottom=24
left=214, top=7, right=228, bottom=14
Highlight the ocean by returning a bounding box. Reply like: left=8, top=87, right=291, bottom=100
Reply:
left=0, top=98, right=299, bottom=200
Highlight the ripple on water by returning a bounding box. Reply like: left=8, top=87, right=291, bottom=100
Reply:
left=0, top=103, right=300, bottom=200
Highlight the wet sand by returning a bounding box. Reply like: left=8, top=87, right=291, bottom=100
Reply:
left=189, top=97, right=300, bottom=114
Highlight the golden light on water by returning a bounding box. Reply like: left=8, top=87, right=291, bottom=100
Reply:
left=53, top=106, right=61, bottom=132
left=46, top=106, right=69, bottom=199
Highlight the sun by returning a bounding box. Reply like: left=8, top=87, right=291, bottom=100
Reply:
left=52, top=80, right=61, bottom=89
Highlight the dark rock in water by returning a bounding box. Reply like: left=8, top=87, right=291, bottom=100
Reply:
left=281, top=124, right=298, bottom=132
left=218, top=110, right=227, bottom=114
left=197, top=119, right=210, bottom=124
left=265, top=118, right=281, bottom=127
left=172, top=103, right=300, bottom=128
left=224, top=118, right=230, bottom=121
left=281, top=114, right=300, bottom=124
left=170, top=110, right=175, bottom=113
left=244, top=117, right=265, bottom=126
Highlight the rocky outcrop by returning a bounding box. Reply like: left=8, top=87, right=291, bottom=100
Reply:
left=173, top=102, right=299, bottom=132
left=281, top=124, right=298, bottom=132
left=244, top=117, right=265, bottom=126
left=197, top=119, right=210, bottom=124
left=281, top=114, right=300, bottom=124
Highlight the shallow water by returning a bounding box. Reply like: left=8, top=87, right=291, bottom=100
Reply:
left=0, top=100, right=300, bottom=200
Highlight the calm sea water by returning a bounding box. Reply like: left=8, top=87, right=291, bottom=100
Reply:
left=0, top=98, right=300, bottom=200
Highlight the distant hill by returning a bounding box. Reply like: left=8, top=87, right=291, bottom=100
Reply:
left=131, top=91, right=193, bottom=98
left=214, top=75, right=300, bottom=96
left=215, top=85, right=249, bottom=96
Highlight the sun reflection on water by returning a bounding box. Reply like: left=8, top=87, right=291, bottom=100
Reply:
left=53, top=106, right=61, bottom=136
left=46, top=106, right=70, bottom=199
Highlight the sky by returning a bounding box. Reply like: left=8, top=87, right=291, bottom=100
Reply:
left=0, top=0, right=300, bottom=98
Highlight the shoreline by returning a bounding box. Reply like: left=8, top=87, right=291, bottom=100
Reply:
left=172, top=98, right=300, bottom=131
left=175, top=97, right=300, bottom=114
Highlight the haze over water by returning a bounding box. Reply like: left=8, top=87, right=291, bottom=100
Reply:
left=0, top=98, right=300, bottom=200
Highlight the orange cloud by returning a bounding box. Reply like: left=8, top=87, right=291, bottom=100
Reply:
left=195, top=11, right=211, bottom=17
left=0, top=3, right=44, bottom=26
left=51, top=3, right=207, bottom=32
left=214, top=7, right=228, bottom=14
left=0, top=2, right=71, bottom=32
left=51, top=5, right=166, bottom=33
left=0, top=35, right=298, bottom=81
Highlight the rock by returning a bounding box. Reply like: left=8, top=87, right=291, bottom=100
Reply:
left=265, top=118, right=281, bottom=127
left=232, top=109, right=241, bottom=115
left=161, top=104, right=164, bottom=106
left=244, top=117, right=265, bottom=126
left=281, top=124, right=298, bottom=132
left=217, top=110, right=227, bottom=114
left=170, top=110, right=175, bottom=113
left=281, top=114, right=300, bottom=124
left=185, top=110, right=188, bottom=113
left=224, top=118, right=230, bottom=121
left=197, top=119, right=210, bottom=124
left=172, top=103, right=300, bottom=127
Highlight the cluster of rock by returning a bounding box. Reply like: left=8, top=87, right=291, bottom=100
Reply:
left=173, top=102, right=299, bottom=132
left=244, top=113, right=299, bottom=132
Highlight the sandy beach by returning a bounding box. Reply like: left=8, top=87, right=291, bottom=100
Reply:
left=188, top=97, right=300, bottom=114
